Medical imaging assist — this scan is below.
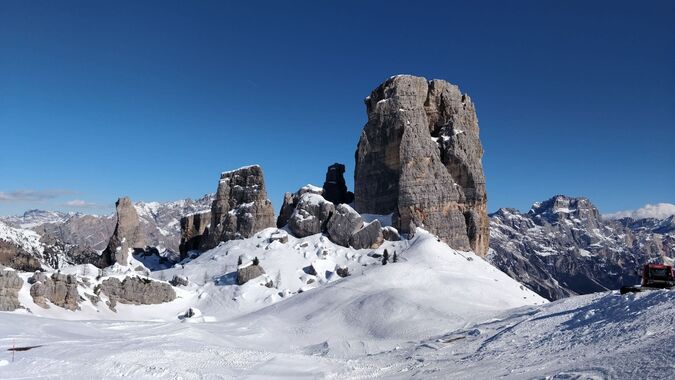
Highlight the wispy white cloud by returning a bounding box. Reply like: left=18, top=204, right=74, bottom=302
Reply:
left=62, top=199, right=98, bottom=209
left=604, top=203, right=675, bottom=220
left=0, top=189, right=76, bottom=202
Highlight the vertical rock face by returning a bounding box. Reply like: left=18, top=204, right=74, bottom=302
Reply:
left=354, top=75, right=488, bottom=256
left=102, top=197, right=145, bottom=266
left=0, top=267, right=23, bottom=311
left=179, top=210, right=211, bottom=258
left=202, top=165, right=276, bottom=250
left=28, top=272, right=79, bottom=311
left=322, top=163, right=354, bottom=205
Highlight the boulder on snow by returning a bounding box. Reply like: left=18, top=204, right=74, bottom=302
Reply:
left=276, top=184, right=324, bottom=228
left=287, top=193, right=335, bottom=238
left=0, top=267, right=23, bottom=311
left=169, top=275, right=189, bottom=287
left=178, top=307, right=202, bottom=320
left=350, top=220, right=384, bottom=249
left=236, top=262, right=266, bottom=285
left=382, top=226, right=401, bottom=241
left=28, top=271, right=79, bottom=311
left=101, top=276, right=176, bottom=310
left=269, top=230, right=289, bottom=244
left=326, top=204, right=364, bottom=247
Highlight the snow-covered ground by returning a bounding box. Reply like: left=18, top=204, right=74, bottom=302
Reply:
left=1, top=229, right=673, bottom=379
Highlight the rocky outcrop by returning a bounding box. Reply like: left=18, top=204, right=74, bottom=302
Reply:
left=38, top=233, right=105, bottom=268
left=269, top=230, right=289, bottom=244
left=202, top=166, right=276, bottom=250
left=0, top=268, right=23, bottom=311
left=287, top=193, right=335, bottom=238
left=382, top=226, right=401, bottom=241
left=237, top=262, right=266, bottom=285
left=25, top=195, right=214, bottom=254
left=101, top=276, right=176, bottom=310
left=326, top=204, right=363, bottom=247
left=28, top=272, right=80, bottom=310
left=33, top=215, right=116, bottom=252
left=322, top=163, right=354, bottom=205
left=354, top=75, right=488, bottom=256
left=0, top=239, right=42, bottom=272
left=488, top=195, right=675, bottom=300
left=170, top=275, right=189, bottom=287
left=350, top=220, right=384, bottom=249
left=102, top=197, right=145, bottom=267
left=179, top=210, right=211, bottom=259
left=277, top=185, right=324, bottom=228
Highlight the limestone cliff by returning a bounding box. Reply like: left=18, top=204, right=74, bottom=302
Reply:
left=354, top=75, right=488, bottom=255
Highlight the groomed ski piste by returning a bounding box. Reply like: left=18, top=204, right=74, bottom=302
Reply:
left=1, top=228, right=673, bottom=379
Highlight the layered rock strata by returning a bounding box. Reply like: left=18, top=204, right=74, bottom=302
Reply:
left=354, top=75, right=488, bottom=255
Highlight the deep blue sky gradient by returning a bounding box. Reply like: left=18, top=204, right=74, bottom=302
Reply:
left=1, top=0, right=673, bottom=216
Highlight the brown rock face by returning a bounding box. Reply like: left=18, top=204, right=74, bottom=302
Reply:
left=101, top=276, right=176, bottom=310
left=201, top=165, right=276, bottom=250
left=102, top=197, right=145, bottom=266
left=28, top=272, right=79, bottom=311
left=354, top=75, right=488, bottom=256
left=0, top=268, right=23, bottom=311
left=0, top=240, right=42, bottom=272
left=178, top=210, right=211, bottom=259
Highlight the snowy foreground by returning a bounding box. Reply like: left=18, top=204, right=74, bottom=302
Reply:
left=1, top=230, right=673, bottom=379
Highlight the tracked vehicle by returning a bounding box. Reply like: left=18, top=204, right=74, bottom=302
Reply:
left=620, top=264, right=675, bottom=294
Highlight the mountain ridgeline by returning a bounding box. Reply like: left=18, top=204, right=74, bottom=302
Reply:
left=488, top=195, right=674, bottom=300
left=1, top=74, right=673, bottom=311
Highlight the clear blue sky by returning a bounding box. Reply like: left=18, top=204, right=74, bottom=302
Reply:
left=1, top=0, right=673, bottom=216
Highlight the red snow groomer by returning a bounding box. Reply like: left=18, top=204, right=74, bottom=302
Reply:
left=620, top=263, right=675, bottom=294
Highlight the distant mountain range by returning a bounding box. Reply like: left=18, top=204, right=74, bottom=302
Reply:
left=487, top=195, right=674, bottom=300
left=0, top=194, right=214, bottom=254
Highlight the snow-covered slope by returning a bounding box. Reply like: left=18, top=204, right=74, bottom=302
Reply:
left=1, top=284, right=672, bottom=378
left=0, top=229, right=550, bottom=376
left=0, top=221, right=44, bottom=255
left=365, top=289, right=675, bottom=379
left=151, top=228, right=544, bottom=324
